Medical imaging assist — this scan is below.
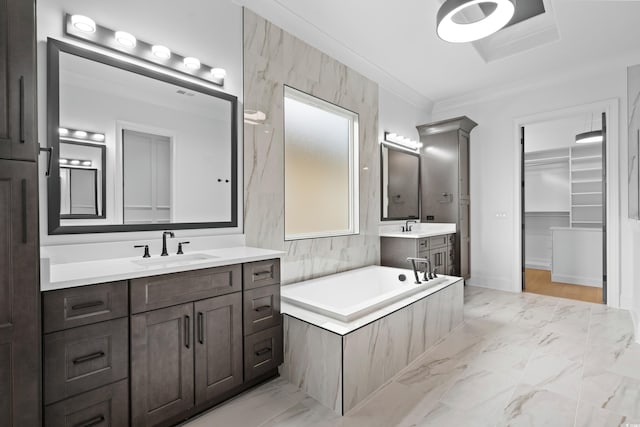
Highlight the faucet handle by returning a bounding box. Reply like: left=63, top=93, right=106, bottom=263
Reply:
left=134, top=244, right=150, bottom=258
left=177, top=241, right=190, bottom=255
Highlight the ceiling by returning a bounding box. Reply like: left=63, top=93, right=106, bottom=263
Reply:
left=237, top=0, right=640, bottom=108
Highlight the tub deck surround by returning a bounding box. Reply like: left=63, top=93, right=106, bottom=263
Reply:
left=280, top=267, right=464, bottom=415
left=40, top=246, right=285, bottom=291
left=378, top=222, right=456, bottom=239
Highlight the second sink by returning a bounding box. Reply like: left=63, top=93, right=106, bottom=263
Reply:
left=132, top=253, right=218, bottom=267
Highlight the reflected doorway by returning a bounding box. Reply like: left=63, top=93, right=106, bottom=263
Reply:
left=521, top=111, right=606, bottom=304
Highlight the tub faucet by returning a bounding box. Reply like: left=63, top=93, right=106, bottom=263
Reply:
left=402, top=220, right=418, bottom=232
left=161, top=231, right=175, bottom=256
left=406, top=257, right=430, bottom=284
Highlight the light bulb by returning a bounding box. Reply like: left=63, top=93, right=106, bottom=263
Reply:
left=71, top=15, right=96, bottom=33
left=58, top=127, right=69, bottom=135
left=70, top=159, right=80, bottom=165
left=115, top=31, right=136, bottom=48
left=92, top=133, right=105, bottom=141
left=59, top=158, right=68, bottom=164
left=74, top=130, right=87, bottom=138
left=211, top=68, right=226, bottom=79
left=152, top=45, right=171, bottom=59
left=82, top=161, right=92, bottom=166
left=183, top=57, right=201, bottom=70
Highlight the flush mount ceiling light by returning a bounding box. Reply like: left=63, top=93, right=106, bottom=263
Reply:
left=115, top=31, right=137, bottom=48
left=575, top=130, right=603, bottom=144
left=151, top=45, right=171, bottom=59
left=183, top=57, right=201, bottom=70
left=437, top=0, right=515, bottom=43
left=64, top=14, right=226, bottom=87
left=71, top=15, right=96, bottom=33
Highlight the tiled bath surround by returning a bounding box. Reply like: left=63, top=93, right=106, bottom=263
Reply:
left=243, top=9, right=380, bottom=285
left=281, top=280, right=464, bottom=415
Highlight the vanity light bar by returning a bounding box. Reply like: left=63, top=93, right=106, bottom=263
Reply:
left=60, top=158, right=92, bottom=167
left=383, top=131, right=423, bottom=151
left=59, top=127, right=105, bottom=143
left=64, top=13, right=227, bottom=87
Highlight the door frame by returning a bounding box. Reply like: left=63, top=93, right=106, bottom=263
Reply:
left=513, top=99, right=620, bottom=307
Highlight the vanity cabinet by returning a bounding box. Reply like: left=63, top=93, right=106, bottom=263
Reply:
left=381, top=234, right=455, bottom=276
left=0, top=0, right=37, bottom=161
left=42, top=281, right=130, bottom=427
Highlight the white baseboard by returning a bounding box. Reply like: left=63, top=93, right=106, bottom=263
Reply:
left=551, top=273, right=602, bottom=288
left=525, top=261, right=550, bottom=270
left=467, top=275, right=520, bottom=293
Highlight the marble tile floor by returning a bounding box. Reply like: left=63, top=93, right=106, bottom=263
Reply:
left=183, top=286, right=640, bottom=427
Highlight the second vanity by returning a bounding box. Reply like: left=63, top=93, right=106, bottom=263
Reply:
left=379, top=223, right=457, bottom=276
left=40, top=245, right=284, bottom=427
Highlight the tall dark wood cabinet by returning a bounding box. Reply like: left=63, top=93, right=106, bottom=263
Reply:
left=0, top=0, right=41, bottom=425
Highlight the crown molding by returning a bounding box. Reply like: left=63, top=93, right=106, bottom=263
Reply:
left=235, top=0, right=434, bottom=112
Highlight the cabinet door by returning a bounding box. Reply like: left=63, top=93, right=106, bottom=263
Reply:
left=0, top=160, right=40, bottom=426
left=194, top=293, right=243, bottom=405
left=0, top=0, right=37, bottom=161
left=430, top=246, right=448, bottom=276
left=131, top=304, right=194, bottom=426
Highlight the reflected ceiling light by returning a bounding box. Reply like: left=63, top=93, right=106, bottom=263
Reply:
left=115, top=31, right=136, bottom=48
left=183, top=57, right=201, bottom=70
left=91, top=133, right=105, bottom=141
left=59, top=158, right=68, bottom=164
left=69, top=159, right=81, bottom=166
left=575, top=130, right=603, bottom=144
left=151, top=45, right=171, bottom=59
left=437, top=0, right=515, bottom=43
left=383, top=131, right=423, bottom=150
left=74, top=130, right=88, bottom=138
left=211, top=68, right=226, bottom=79
left=71, top=15, right=96, bottom=33
left=58, top=127, right=69, bottom=135
left=82, top=160, right=92, bottom=166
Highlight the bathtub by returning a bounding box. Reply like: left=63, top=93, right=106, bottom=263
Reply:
left=281, top=265, right=447, bottom=322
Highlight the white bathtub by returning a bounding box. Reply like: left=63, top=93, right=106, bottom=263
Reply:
left=281, top=265, right=448, bottom=322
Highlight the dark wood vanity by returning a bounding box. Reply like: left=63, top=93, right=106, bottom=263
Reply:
left=41, top=258, right=283, bottom=427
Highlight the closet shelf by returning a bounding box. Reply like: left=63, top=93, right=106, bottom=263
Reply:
left=571, top=220, right=603, bottom=224
left=572, top=167, right=602, bottom=172
left=572, top=179, right=601, bottom=184
left=571, top=204, right=603, bottom=208
left=571, top=191, right=602, bottom=195
left=571, top=155, right=602, bottom=161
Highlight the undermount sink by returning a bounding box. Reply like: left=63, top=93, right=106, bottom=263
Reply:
left=132, top=253, right=219, bottom=267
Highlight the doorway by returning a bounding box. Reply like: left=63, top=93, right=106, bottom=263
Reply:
left=521, top=111, right=607, bottom=304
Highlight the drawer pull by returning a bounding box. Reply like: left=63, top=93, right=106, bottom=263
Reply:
left=253, top=270, right=272, bottom=280
left=254, top=305, right=271, bottom=312
left=255, top=347, right=271, bottom=357
left=73, top=415, right=104, bottom=427
left=185, top=315, right=191, bottom=349
left=72, top=351, right=105, bottom=365
left=71, top=300, right=105, bottom=311
left=19, top=76, right=25, bottom=143
left=197, top=312, right=204, bottom=344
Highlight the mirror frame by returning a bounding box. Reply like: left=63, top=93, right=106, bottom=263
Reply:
left=58, top=140, right=106, bottom=220
left=380, top=143, right=421, bottom=221
left=47, top=38, right=238, bottom=234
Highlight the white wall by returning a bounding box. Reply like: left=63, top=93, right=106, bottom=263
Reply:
left=37, top=0, right=243, bottom=245
left=432, top=62, right=640, bottom=318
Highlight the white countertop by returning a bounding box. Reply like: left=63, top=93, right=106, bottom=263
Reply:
left=281, top=275, right=462, bottom=335
left=41, top=246, right=285, bottom=292
left=378, top=222, right=456, bottom=239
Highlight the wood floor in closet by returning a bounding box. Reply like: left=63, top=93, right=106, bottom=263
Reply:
left=524, top=268, right=603, bottom=304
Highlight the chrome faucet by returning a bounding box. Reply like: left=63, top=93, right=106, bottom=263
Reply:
left=161, top=231, right=175, bottom=256
left=402, top=220, right=418, bottom=232
left=406, top=257, right=432, bottom=284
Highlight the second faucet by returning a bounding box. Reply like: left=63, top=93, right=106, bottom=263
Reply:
left=161, top=231, right=175, bottom=256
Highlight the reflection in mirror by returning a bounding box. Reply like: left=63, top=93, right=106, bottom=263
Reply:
left=381, top=143, right=420, bottom=221
left=284, top=86, right=359, bottom=240
left=47, top=39, right=238, bottom=234
left=59, top=140, right=105, bottom=219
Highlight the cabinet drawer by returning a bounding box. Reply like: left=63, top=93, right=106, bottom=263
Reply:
left=417, top=238, right=428, bottom=251
left=43, top=281, right=128, bottom=333
left=448, top=233, right=455, bottom=245
left=244, top=284, right=281, bottom=335
left=44, top=379, right=129, bottom=427
left=244, top=325, right=283, bottom=381
left=243, top=259, right=280, bottom=290
left=130, top=264, right=241, bottom=313
left=428, top=235, right=449, bottom=249
left=44, top=318, right=128, bottom=405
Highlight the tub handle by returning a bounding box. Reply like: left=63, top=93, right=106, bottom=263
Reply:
left=255, top=347, right=271, bottom=357
left=254, top=305, right=271, bottom=312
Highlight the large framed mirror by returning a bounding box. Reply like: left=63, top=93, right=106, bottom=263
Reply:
left=380, top=143, right=420, bottom=221
left=47, top=38, right=238, bottom=234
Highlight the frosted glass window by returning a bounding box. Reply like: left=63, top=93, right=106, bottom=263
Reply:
left=284, top=86, right=359, bottom=240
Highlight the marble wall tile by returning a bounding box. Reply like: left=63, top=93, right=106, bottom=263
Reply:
left=243, top=9, right=380, bottom=285
left=342, top=282, right=463, bottom=413
left=281, top=316, right=342, bottom=414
